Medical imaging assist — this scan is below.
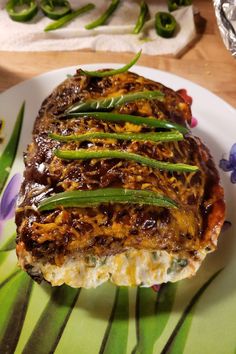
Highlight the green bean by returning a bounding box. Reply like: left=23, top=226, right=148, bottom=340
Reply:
left=44, top=3, right=95, bottom=32
left=81, top=50, right=141, bottom=77
left=38, top=188, right=178, bottom=211
left=54, top=149, right=199, bottom=173
left=65, top=91, right=164, bottom=114
left=85, top=0, right=120, bottom=30
left=62, top=112, right=188, bottom=134
left=133, top=1, right=149, bottom=34
left=49, top=130, right=183, bottom=143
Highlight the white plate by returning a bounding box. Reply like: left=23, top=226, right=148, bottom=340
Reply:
left=0, top=65, right=236, bottom=354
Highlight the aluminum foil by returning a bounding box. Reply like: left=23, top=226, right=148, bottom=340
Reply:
left=213, top=0, right=236, bottom=57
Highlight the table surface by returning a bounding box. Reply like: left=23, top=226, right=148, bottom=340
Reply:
left=0, top=0, right=235, bottom=108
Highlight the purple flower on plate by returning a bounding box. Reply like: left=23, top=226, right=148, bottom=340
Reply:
left=219, top=143, right=236, bottom=183
left=0, top=173, right=22, bottom=238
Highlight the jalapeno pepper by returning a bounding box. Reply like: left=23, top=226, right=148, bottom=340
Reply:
left=132, top=1, right=149, bottom=34
left=6, top=0, right=38, bottom=22
left=168, top=0, right=192, bottom=12
left=40, top=0, right=71, bottom=20
left=155, top=12, right=177, bottom=38
left=44, top=4, right=95, bottom=32
left=85, top=0, right=120, bottom=30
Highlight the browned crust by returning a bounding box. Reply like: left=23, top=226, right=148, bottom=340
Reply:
left=15, top=70, right=225, bottom=266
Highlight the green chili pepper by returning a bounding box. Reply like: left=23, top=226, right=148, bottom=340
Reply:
left=133, top=1, right=149, bottom=34
left=49, top=130, right=183, bottom=143
left=44, top=3, right=95, bottom=32
left=168, top=0, right=178, bottom=11
left=85, top=0, right=120, bottom=30
left=155, top=12, right=177, bottom=38
left=40, top=0, right=71, bottom=20
left=63, top=112, right=188, bottom=134
left=6, top=0, right=38, bottom=22
left=65, top=91, right=164, bottom=114
left=168, top=0, right=192, bottom=12
left=38, top=188, right=178, bottom=211
left=54, top=149, right=198, bottom=173
left=81, top=50, right=142, bottom=78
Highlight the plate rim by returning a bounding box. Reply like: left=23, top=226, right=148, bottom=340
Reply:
left=0, top=63, right=235, bottom=115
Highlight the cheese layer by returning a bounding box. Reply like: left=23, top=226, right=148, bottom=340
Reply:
left=18, top=248, right=206, bottom=288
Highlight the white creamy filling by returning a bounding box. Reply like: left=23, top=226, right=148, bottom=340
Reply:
left=19, top=248, right=207, bottom=288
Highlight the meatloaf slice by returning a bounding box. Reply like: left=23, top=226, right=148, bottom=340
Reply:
left=16, top=70, right=225, bottom=288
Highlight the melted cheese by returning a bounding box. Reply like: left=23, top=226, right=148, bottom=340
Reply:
left=18, top=248, right=206, bottom=289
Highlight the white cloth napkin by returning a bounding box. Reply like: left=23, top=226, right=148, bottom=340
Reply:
left=0, top=0, right=196, bottom=55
